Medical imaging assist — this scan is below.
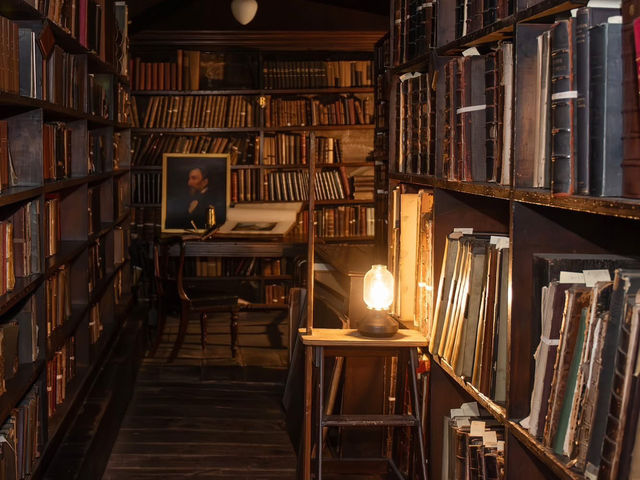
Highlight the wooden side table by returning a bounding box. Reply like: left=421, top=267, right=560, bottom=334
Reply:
left=300, top=328, right=428, bottom=480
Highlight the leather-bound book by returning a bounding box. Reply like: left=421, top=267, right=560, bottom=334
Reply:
left=589, top=20, right=623, bottom=197
left=585, top=271, right=640, bottom=478
left=550, top=19, right=577, bottom=196
left=485, top=52, right=500, bottom=182
left=600, top=291, right=640, bottom=480
left=455, top=57, right=465, bottom=180
left=576, top=7, right=620, bottom=195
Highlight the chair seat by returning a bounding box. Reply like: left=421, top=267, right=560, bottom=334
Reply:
left=187, top=293, right=239, bottom=311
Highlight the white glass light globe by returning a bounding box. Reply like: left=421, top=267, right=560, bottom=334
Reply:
left=363, top=265, right=394, bottom=311
left=231, top=0, right=258, bottom=25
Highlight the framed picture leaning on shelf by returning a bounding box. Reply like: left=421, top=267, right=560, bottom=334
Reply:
left=161, top=153, right=230, bottom=233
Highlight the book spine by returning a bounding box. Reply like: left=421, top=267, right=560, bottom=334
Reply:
left=550, top=19, right=577, bottom=196
left=622, top=21, right=640, bottom=198
left=589, top=22, right=623, bottom=197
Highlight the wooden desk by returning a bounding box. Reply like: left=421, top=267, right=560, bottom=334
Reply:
left=300, top=328, right=428, bottom=480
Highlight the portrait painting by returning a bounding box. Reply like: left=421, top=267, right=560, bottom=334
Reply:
left=161, top=153, right=230, bottom=233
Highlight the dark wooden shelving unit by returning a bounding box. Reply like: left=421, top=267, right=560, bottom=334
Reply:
left=0, top=274, right=43, bottom=317
left=383, top=1, right=636, bottom=479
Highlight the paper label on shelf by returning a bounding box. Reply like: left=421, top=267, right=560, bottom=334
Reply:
left=490, top=236, right=509, bottom=249
left=583, top=269, right=612, bottom=287
left=462, top=47, right=481, bottom=56
left=551, top=90, right=578, bottom=101
left=483, top=430, right=498, bottom=447
left=519, top=416, right=530, bottom=429
left=470, top=421, right=485, bottom=436
left=461, top=401, right=480, bottom=417
left=399, top=72, right=422, bottom=81
left=454, top=227, right=474, bottom=234
left=456, top=417, right=471, bottom=428
left=457, top=104, right=487, bottom=114
left=450, top=408, right=465, bottom=418
left=559, top=271, right=586, bottom=284
left=540, top=336, right=560, bottom=347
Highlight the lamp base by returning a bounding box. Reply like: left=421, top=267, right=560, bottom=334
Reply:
left=357, top=309, right=399, bottom=338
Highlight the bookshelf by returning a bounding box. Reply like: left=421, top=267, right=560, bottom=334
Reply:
left=383, top=1, right=640, bottom=479
left=0, top=0, right=133, bottom=477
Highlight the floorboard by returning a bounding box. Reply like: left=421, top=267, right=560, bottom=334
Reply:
left=102, top=310, right=297, bottom=479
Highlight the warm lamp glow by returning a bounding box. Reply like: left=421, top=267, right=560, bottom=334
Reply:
left=363, top=265, right=394, bottom=311
left=231, top=0, right=258, bottom=25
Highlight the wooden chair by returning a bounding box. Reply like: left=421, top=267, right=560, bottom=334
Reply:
left=171, top=240, right=240, bottom=361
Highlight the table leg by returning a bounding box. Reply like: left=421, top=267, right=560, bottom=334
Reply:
left=409, top=349, right=428, bottom=480
left=303, top=345, right=313, bottom=480
left=314, top=346, right=324, bottom=480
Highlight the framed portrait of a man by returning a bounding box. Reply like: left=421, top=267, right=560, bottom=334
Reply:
left=161, top=153, right=230, bottom=233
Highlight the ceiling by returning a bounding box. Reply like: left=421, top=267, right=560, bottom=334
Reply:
left=128, top=0, right=389, bottom=34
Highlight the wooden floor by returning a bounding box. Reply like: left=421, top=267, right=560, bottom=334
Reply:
left=102, top=310, right=297, bottom=479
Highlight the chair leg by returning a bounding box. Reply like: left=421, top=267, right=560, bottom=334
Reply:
left=200, top=312, right=208, bottom=358
left=230, top=310, right=239, bottom=357
left=169, top=303, right=189, bottom=362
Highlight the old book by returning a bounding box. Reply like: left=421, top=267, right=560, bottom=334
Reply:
left=622, top=21, right=640, bottom=198
left=529, top=282, right=574, bottom=438
left=585, top=270, right=640, bottom=477
left=533, top=31, right=552, bottom=188
left=575, top=7, right=620, bottom=194
left=543, top=285, right=591, bottom=449
left=397, top=192, right=420, bottom=324
left=600, top=290, right=640, bottom=479
left=550, top=19, right=577, bottom=196
left=589, top=20, right=623, bottom=197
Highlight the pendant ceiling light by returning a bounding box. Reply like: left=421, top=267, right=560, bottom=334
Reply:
left=231, top=0, right=258, bottom=25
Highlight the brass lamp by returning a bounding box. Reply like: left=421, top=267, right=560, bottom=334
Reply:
left=358, top=265, right=398, bottom=338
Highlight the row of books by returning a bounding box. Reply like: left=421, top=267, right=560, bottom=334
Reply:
left=89, top=304, right=102, bottom=344
left=390, top=190, right=433, bottom=337
left=0, top=222, right=15, bottom=297
left=262, top=133, right=345, bottom=166
left=130, top=50, right=255, bottom=91
left=134, top=95, right=256, bottom=129
left=454, top=0, right=512, bottom=39
left=392, top=0, right=435, bottom=65
left=0, top=321, right=19, bottom=396
left=45, top=265, right=71, bottom=337
left=397, top=72, right=435, bottom=176
left=9, top=201, right=40, bottom=279
left=352, top=170, right=375, bottom=201
left=0, top=385, right=40, bottom=480
left=46, top=336, right=76, bottom=418
left=115, top=176, right=129, bottom=219
left=230, top=168, right=260, bottom=203
left=43, top=122, right=72, bottom=181
left=264, top=95, right=373, bottom=128
left=440, top=44, right=513, bottom=184
left=315, top=205, right=375, bottom=238
left=88, top=240, right=105, bottom=295
left=443, top=402, right=505, bottom=480
left=430, top=231, right=509, bottom=403
left=0, top=121, right=14, bottom=192
left=130, top=206, right=160, bottom=239
left=0, top=16, right=19, bottom=94
left=131, top=171, right=161, bottom=205
left=528, top=10, right=623, bottom=196
left=88, top=129, right=108, bottom=174
left=265, top=284, right=287, bottom=305
left=44, top=197, right=60, bottom=258
left=187, top=257, right=287, bottom=278
left=262, top=60, right=373, bottom=89
left=525, top=255, right=640, bottom=479
left=131, top=134, right=255, bottom=166
left=33, top=0, right=104, bottom=53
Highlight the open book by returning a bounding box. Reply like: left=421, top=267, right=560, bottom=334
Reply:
left=216, top=202, right=303, bottom=236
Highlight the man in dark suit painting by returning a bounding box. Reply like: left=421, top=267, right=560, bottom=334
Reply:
left=186, top=166, right=216, bottom=229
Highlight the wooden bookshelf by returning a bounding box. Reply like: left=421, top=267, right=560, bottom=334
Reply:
left=0, top=1, right=134, bottom=477
left=382, top=1, right=640, bottom=479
